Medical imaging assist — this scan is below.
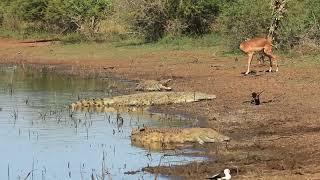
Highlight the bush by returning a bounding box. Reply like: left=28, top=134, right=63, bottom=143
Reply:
left=217, top=0, right=272, bottom=48
left=0, top=12, right=3, bottom=26
left=0, top=0, right=112, bottom=37
left=44, top=0, right=78, bottom=33
left=166, top=0, right=220, bottom=35
left=218, top=0, right=320, bottom=50
left=61, top=33, right=89, bottom=44
left=131, top=0, right=220, bottom=42
left=278, top=0, right=320, bottom=49
left=46, top=0, right=113, bottom=35
left=0, top=1, right=8, bottom=25
left=0, top=0, right=319, bottom=51
left=132, top=0, right=167, bottom=42
left=13, top=0, right=48, bottom=22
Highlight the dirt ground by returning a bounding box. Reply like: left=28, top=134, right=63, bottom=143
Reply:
left=1, top=38, right=320, bottom=179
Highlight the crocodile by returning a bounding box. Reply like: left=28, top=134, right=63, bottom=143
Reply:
left=131, top=127, right=230, bottom=150
left=135, top=79, right=172, bottom=91
left=69, top=92, right=216, bottom=110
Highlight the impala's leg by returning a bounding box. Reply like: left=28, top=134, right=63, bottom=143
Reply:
left=264, top=46, right=277, bottom=72
left=245, top=52, right=254, bottom=75
left=258, top=51, right=265, bottom=65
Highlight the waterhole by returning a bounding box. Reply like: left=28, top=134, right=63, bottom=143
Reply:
left=0, top=66, right=204, bottom=180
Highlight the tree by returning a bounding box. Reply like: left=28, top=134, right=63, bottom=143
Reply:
left=268, top=0, right=288, bottom=46
left=10, top=0, right=48, bottom=22
left=46, top=0, right=112, bottom=34
left=217, top=0, right=272, bottom=47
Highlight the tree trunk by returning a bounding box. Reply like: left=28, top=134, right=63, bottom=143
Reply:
left=268, top=0, right=287, bottom=46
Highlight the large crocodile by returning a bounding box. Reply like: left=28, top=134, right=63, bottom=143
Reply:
left=69, top=92, right=216, bottom=110
left=131, top=127, right=230, bottom=150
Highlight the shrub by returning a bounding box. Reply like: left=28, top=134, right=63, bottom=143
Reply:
left=166, top=0, right=220, bottom=35
left=17, top=0, right=48, bottom=22
left=0, top=11, right=3, bottom=26
left=217, top=0, right=272, bottom=48
left=0, top=0, right=112, bottom=37
left=131, top=0, right=221, bottom=42
left=218, top=0, right=320, bottom=50
left=132, top=0, right=168, bottom=42
left=46, top=0, right=112, bottom=35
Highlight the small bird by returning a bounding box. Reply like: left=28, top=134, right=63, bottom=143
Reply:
left=206, top=169, right=231, bottom=180
left=251, top=90, right=264, bottom=105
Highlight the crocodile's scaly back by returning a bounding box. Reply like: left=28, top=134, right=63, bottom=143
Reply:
left=131, top=127, right=230, bottom=150
left=69, top=92, right=216, bottom=110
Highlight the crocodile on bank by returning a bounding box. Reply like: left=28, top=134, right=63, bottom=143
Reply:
left=135, top=79, right=172, bottom=91
left=131, top=127, right=230, bottom=150
left=69, top=92, right=216, bottom=110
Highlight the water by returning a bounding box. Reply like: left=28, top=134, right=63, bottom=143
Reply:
left=0, top=66, right=203, bottom=180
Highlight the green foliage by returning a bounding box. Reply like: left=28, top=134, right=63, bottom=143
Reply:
left=65, top=0, right=112, bottom=34
left=61, top=33, right=89, bottom=44
left=44, top=0, right=75, bottom=32
left=155, top=33, right=223, bottom=49
left=0, top=0, right=112, bottom=36
left=13, top=0, right=48, bottom=22
left=0, top=0, right=11, bottom=25
left=132, top=0, right=168, bottom=42
left=276, top=1, right=308, bottom=49
left=0, top=9, right=3, bottom=26
left=307, top=1, right=320, bottom=45
left=131, top=0, right=220, bottom=42
left=166, top=0, right=220, bottom=35
left=217, top=0, right=272, bottom=48
left=277, top=0, right=320, bottom=49
left=0, top=0, right=320, bottom=52
left=217, top=0, right=320, bottom=50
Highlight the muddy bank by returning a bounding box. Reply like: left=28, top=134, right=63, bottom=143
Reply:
left=1, top=39, right=320, bottom=179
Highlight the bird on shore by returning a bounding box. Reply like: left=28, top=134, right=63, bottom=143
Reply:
left=206, top=169, right=231, bottom=180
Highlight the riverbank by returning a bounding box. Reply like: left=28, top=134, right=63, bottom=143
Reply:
left=1, top=38, right=320, bottom=179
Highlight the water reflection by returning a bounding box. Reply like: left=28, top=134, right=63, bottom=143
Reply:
left=0, top=66, right=203, bottom=180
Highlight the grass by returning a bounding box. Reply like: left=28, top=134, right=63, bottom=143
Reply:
left=155, top=33, right=223, bottom=48
left=1, top=28, right=320, bottom=66
left=0, top=32, right=231, bottom=63
left=0, top=27, right=59, bottom=40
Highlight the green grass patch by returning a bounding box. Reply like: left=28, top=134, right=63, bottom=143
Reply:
left=154, top=33, right=225, bottom=50
left=0, top=27, right=58, bottom=40
left=2, top=27, right=320, bottom=69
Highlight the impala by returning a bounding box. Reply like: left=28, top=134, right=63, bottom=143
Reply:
left=240, top=37, right=278, bottom=75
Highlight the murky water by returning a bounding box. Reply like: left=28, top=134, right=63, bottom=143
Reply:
left=0, top=66, right=203, bottom=180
